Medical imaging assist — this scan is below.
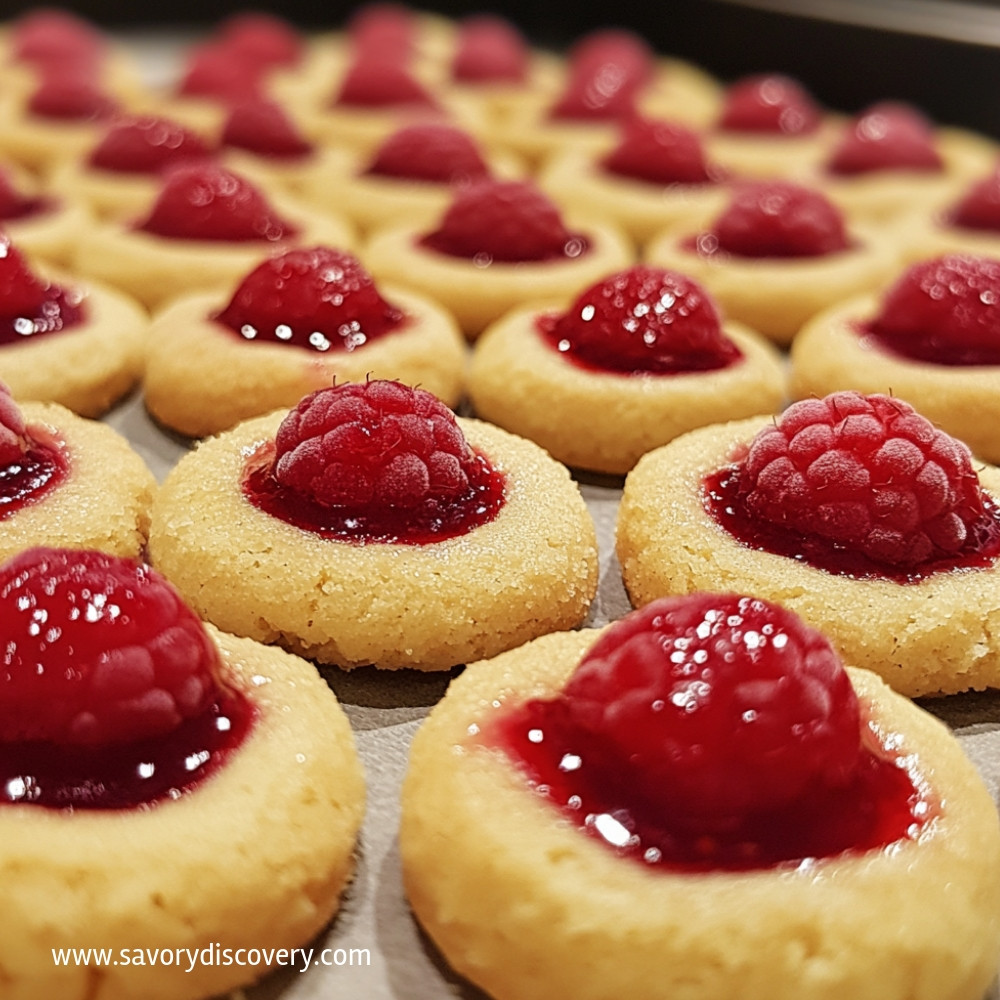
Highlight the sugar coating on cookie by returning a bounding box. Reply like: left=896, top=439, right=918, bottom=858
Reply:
left=616, top=413, right=1000, bottom=696
left=148, top=408, right=598, bottom=670
left=401, top=626, right=1000, bottom=1000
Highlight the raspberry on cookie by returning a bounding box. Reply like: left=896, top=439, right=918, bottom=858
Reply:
left=148, top=379, right=598, bottom=670
left=617, top=390, right=1000, bottom=696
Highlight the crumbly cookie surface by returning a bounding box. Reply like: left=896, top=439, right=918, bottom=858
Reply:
left=401, top=628, right=1000, bottom=1000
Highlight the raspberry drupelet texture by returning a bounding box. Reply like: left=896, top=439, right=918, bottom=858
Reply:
left=0, top=381, right=29, bottom=466
left=867, top=254, right=1000, bottom=365
left=538, top=265, right=741, bottom=374
left=273, top=379, right=482, bottom=510
left=0, top=547, right=222, bottom=746
left=137, top=163, right=296, bottom=242
left=601, top=116, right=718, bottom=186
left=215, top=245, right=405, bottom=352
left=421, top=179, right=587, bottom=262
left=738, top=391, right=994, bottom=567
left=562, top=593, right=862, bottom=831
left=718, top=73, right=822, bottom=135
left=365, top=124, right=490, bottom=184
left=706, top=180, right=850, bottom=258
left=827, top=101, right=943, bottom=175
left=88, top=115, right=213, bottom=174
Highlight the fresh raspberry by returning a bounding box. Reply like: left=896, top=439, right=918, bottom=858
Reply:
left=718, top=73, right=822, bottom=135
left=0, top=381, right=29, bottom=467
left=0, top=167, right=45, bottom=220
left=0, top=235, right=49, bottom=317
left=221, top=99, right=313, bottom=159
left=421, top=179, right=586, bottom=263
left=27, top=73, right=117, bottom=122
left=539, top=265, right=740, bottom=374
left=827, top=101, right=943, bottom=175
left=709, top=180, right=850, bottom=258
left=87, top=115, right=213, bottom=174
left=563, top=593, right=861, bottom=832
left=601, top=116, right=717, bottom=185
left=0, top=547, right=221, bottom=746
left=216, top=12, right=304, bottom=68
left=867, top=254, right=1000, bottom=365
left=949, top=167, right=1000, bottom=231
left=452, top=14, right=528, bottom=83
left=738, top=390, right=991, bottom=566
left=215, top=246, right=405, bottom=352
left=272, top=380, right=478, bottom=509
left=333, top=58, right=437, bottom=109
left=137, top=163, right=297, bottom=242
left=365, top=124, right=490, bottom=184
left=177, top=43, right=264, bottom=103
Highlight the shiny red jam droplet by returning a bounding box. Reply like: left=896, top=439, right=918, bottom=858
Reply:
left=244, top=380, right=506, bottom=544
left=421, top=180, right=589, bottom=263
left=701, top=181, right=850, bottom=258
left=865, top=254, right=1000, bottom=366
left=486, top=594, right=927, bottom=871
left=537, top=265, right=741, bottom=375
left=718, top=74, right=822, bottom=135
left=827, top=101, right=943, bottom=175
left=0, top=167, right=48, bottom=221
left=138, top=164, right=298, bottom=242
left=364, top=124, right=490, bottom=184
left=704, top=391, right=1000, bottom=579
left=452, top=15, right=528, bottom=83
left=0, top=238, right=85, bottom=345
left=221, top=99, right=313, bottom=159
left=0, top=430, right=68, bottom=520
left=601, top=116, right=718, bottom=185
left=0, top=546, right=256, bottom=810
left=214, top=246, right=406, bottom=352
left=87, top=115, right=213, bottom=174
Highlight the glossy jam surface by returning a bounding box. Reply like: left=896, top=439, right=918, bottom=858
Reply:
left=718, top=74, right=822, bottom=135
left=696, top=181, right=850, bottom=259
left=244, top=440, right=506, bottom=544
left=0, top=238, right=86, bottom=345
left=537, top=265, right=742, bottom=375
left=0, top=692, right=254, bottom=810
left=245, top=380, right=507, bottom=544
left=421, top=180, right=589, bottom=263
left=214, top=246, right=406, bottom=352
left=705, top=463, right=1000, bottom=582
left=485, top=595, right=928, bottom=871
left=0, top=433, right=68, bottom=520
left=864, top=254, right=1000, bottom=366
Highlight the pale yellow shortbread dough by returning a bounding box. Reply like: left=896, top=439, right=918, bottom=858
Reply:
left=616, top=416, right=1000, bottom=697
left=790, top=294, right=1000, bottom=464
left=142, top=285, right=467, bottom=438
left=401, top=627, right=1000, bottom=1000
left=0, top=401, right=155, bottom=563
left=148, top=415, right=598, bottom=670
left=0, top=625, right=365, bottom=1000
left=468, top=305, right=786, bottom=475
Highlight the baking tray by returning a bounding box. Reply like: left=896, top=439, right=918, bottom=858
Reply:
left=102, top=391, right=1000, bottom=1000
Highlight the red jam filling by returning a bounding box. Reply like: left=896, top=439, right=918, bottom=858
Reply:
left=364, top=124, right=490, bottom=184
left=827, top=102, right=944, bottom=176
left=0, top=239, right=86, bottom=345
left=484, top=595, right=930, bottom=872
left=600, top=116, right=720, bottom=186
left=0, top=692, right=254, bottom=810
left=27, top=74, right=118, bottom=122
left=704, top=463, right=1000, bottom=582
left=221, top=99, right=314, bottom=160
left=333, top=58, right=438, bottom=109
left=213, top=246, right=406, bottom=353
left=717, top=74, right=822, bottom=135
left=87, top=115, right=214, bottom=175
left=177, top=43, right=264, bottom=103
left=243, top=439, right=506, bottom=545
left=946, top=168, right=1000, bottom=233
left=702, top=391, right=1000, bottom=581
left=0, top=429, right=68, bottom=520
left=536, top=265, right=742, bottom=375
left=863, top=254, right=1000, bottom=367
left=452, top=15, right=528, bottom=83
